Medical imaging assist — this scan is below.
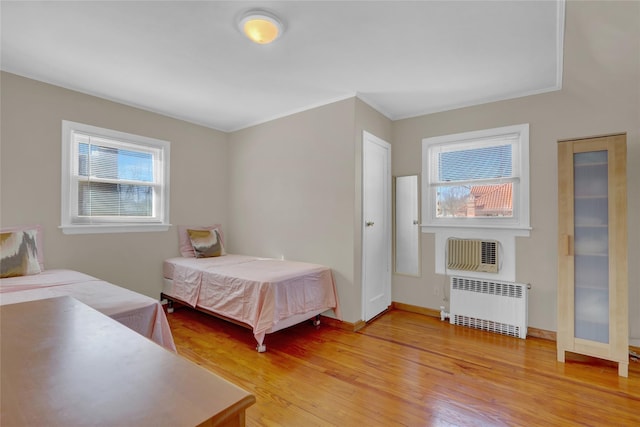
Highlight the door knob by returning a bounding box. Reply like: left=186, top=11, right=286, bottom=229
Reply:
left=365, top=221, right=375, bottom=227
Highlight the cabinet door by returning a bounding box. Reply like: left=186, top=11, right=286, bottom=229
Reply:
left=573, top=150, right=609, bottom=343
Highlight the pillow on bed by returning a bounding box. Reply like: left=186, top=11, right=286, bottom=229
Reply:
left=178, top=224, right=225, bottom=257
left=0, top=229, right=42, bottom=278
left=187, top=228, right=226, bottom=258
left=0, top=224, right=44, bottom=271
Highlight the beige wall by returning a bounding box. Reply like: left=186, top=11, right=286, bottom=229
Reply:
left=0, top=72, right=228, bottom=298
left=391, top=1, right=640, bottom=343
left=0, top=73, right=394, bottom=325
left=227, top=98, right=393, bottom=324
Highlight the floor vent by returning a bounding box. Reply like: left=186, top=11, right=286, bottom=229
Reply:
left=450, top=276, right=528, bottom=339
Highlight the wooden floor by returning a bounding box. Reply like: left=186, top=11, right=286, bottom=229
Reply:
left=167, top=308, right=640, bottom=427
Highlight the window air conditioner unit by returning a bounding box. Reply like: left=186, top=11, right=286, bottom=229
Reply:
left=447, top=238, right=498, bottom=273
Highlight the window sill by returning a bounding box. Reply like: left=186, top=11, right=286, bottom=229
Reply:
left=60, top=223, right=171, bottom=235
left=421, top=223, right=531, bottom=236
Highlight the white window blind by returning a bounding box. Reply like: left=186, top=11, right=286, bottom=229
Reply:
left=61, top=121, right=170, bottom=234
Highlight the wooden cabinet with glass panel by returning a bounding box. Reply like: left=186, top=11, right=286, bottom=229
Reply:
left=557, top=133, right=628, bottom=377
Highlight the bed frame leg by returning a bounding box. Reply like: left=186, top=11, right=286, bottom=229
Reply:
left=256, top=344, right=267, bottom=353
left=313, top=315, right=321, bottom=327
left=166, top=299, right=174, bottom=314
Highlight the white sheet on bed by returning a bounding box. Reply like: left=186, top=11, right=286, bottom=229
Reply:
left=0, top=269, right=176, bottom=352
left=163, top=255, right=340, bottom=346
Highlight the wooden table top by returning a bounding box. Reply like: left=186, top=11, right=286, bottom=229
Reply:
left=0, top=296, right=255, bottom=426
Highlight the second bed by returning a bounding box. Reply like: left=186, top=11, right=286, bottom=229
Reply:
left=162, top=254, right=340, bottom=352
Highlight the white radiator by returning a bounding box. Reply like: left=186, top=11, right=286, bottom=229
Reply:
left=449, top=276, right=528, bottom=339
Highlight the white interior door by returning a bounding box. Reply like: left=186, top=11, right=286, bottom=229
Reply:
left=362, top=131, right=391, bottom=322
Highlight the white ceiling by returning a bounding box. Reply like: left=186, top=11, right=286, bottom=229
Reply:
left=1, top=1, right=564, bottom=132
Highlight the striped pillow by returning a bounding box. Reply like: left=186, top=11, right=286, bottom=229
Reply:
left=178, top=225, right=224, bottom=257
left=0, top=230, right=42, bottom=278
left=187, top=229, right=226, bottom=258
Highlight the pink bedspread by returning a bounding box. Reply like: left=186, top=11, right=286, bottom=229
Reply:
left=0, top=269, right=176, bottom=352
left=163, top=255, right=341, bottom=346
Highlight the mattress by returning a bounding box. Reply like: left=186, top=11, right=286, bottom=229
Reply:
left=162, top=255, right=340, bottom=347
left=0, top=269, right=176, bottom=352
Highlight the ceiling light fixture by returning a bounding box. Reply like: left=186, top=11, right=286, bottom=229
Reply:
left=239, top=10, right=283, bottom=45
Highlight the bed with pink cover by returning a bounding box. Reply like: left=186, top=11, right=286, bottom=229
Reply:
left=161, top=255, right=340, bottom=352
left=0, top=269, right=176, bottom=352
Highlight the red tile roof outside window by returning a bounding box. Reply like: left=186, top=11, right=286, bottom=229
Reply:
left=468, top=183, right=513, bottom=217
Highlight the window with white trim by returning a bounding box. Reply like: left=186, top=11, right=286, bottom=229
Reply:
left=61, top=121, right=170, bottom=234
left=421, top=124, right=530, bottom=230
